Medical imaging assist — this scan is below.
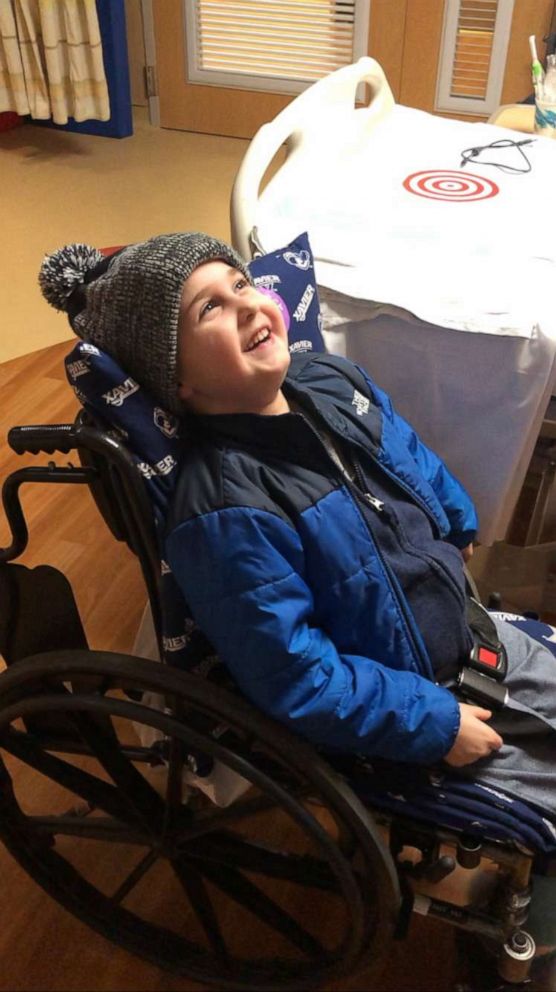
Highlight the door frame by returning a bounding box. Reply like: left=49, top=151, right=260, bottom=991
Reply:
left=140, top=0, right=160, bottom=126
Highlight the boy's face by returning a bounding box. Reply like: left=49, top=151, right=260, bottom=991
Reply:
left=177, top=261, right=291, bottom=415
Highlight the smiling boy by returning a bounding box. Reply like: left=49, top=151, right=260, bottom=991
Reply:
left=38, top=231, right=556, bottom=973
left=177, top=261, right=290, bottom=417
left=39, top=230, right=556, bottom=808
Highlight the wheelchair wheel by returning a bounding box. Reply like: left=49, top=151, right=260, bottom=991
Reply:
left=0, top=651, right=400, bottom=991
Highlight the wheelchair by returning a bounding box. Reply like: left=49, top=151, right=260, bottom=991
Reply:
left=0, top=342, right=554, bottom=992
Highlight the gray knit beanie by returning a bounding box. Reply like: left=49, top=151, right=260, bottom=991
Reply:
left=38, top=232, right=252, bottom=414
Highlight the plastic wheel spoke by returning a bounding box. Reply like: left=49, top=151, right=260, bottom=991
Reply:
left=173, top=792, right=286, bottom=846
left=2, top=730, right=150, bottom=826
left=110, top=849, right=159, bottom=904
left=27, top=815, right=151, bottom=845
left=171, top=858, right=231, bottom=965
left=64, top=710, right=166, bottom=833
left=188, top=832, right=338, bottom=891
left=190, top=859, right=327, bottom=958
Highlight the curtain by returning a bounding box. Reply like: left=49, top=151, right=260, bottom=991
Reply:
left=0, top=0, right=110, bottom=125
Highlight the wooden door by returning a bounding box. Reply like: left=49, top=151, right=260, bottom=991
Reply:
left=152, top=1, right=303, bottom=138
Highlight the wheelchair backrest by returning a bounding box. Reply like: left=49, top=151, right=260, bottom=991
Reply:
left=63, top=343, right=216, bottom=675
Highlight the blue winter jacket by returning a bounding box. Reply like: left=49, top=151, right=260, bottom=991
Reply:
left=165, top=353, right=479, bottom=765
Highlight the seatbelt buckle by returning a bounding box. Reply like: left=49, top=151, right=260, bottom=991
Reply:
left=457, top=667, right=509, bottom=710
left=468, top=635, right=508, bottom=682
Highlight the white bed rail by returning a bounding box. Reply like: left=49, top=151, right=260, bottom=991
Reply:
left=230, top=57, right=395, bottom=260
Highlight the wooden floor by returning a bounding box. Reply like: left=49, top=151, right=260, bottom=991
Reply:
left=0, top=344, right=478, bottom=992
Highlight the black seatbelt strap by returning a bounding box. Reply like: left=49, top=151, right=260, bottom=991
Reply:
left=465, top=598, right=508, bottom=681
left=450, top=599, right=556, bottom=735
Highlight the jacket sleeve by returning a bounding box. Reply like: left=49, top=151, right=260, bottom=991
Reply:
left=356, top=365, right=478, bottom=548
left=166, top=506, right=461, bottom=765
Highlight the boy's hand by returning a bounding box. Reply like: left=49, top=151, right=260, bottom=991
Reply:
left=443, top=703, right=503, bottom=767
left=461, top=543, right=474, bottom=562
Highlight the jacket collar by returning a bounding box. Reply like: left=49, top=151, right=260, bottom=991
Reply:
left=188, top=354, right=382, bottom=461
left=191, top=400, right=327, bottom=469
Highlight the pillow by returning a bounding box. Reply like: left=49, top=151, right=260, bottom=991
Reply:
left=248, top=232, right=326, bottom=354
left=65, top=341, right=181, bottom=517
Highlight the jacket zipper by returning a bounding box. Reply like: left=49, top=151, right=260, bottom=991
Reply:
left=364, top=493, right=385, bottom=512
left=349, top=437, right=444, bottom=538
left=347, top=463, right=434, bottom=679
left=294, top=414, right=435, bottom=680
left=354, top=460, right=465, bottom=611
left=354, top=461, right=384, bottom=510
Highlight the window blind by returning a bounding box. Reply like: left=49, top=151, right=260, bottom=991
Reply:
left=436, top=0, right=515, bottom=115
left=185, top=0, right=370, bottom=93
left=451, top=0, right=498, bottom=99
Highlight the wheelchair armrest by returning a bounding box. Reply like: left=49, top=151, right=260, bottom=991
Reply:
left=8, top=423, right=78, bottom=456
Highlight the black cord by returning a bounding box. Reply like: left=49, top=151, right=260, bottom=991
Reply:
left=460, top=138, right=535, bottom=173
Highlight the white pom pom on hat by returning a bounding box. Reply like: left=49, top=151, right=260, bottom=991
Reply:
left=38, top=243, right=104, bottom=312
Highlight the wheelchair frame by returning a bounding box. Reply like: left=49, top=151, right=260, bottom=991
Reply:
left=0, top=414, right=545, bottom=991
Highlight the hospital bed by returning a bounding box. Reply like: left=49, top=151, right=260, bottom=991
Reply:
left=231, top=57, right=556, bottom=548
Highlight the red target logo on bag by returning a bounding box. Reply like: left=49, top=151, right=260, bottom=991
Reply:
left=403, top=170, right=499, bottom=201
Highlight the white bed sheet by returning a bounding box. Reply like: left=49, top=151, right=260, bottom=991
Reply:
left=257, top=106, right=556, bottom=337
left=253, top=105, right=556, bottom=545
